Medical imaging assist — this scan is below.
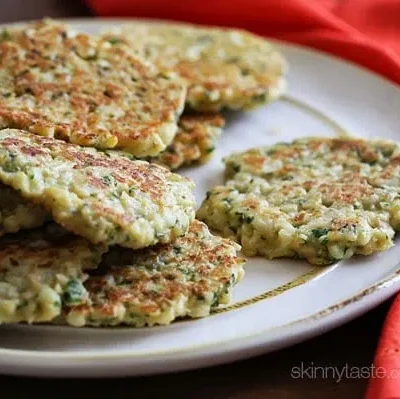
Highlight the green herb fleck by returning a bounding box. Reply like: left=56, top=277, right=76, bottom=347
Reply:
left=173, top=246, right=182, bottom=254
left=222, top=197, right=233, bottom=206
left=3, top=163, right=18, bottom=173
left=0, top=30, right=11, bottom=42
left=312, top=228, right=329, bottom=239
left=108, top=37, right=121, bottom=45
left=63, top=279, right=85, bottom=305
left=241, top=67, right=250, bottom=76
left=101, top=175, right=113, bottom=186
left=211, top=292, right=220, bottom=307
left=53, top=300, right=61, bottom=308
left=236, top=212, right=254, bottom=224
left=17, top=299, right=28, bottom=310
left=252, top=93, right=267, bottom=103
left=206, top=147, right=215, bottom=154
left=231, top=164, right=241, bottom=173
left=84, top=54, right=98, bottom=61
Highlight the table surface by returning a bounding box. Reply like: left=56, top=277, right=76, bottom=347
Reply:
left=0, top=1, right=392, bottom=398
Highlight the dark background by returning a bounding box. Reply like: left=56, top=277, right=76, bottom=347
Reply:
left=0, top=1, right=391, bottom=397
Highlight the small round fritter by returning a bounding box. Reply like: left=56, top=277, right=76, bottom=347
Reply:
left=62, top=221, right=245, bottom=327
left=150, top=113, right=224, bottom=170
left=198, top=137, right=400, bottom=265
left=0, top=19, right=187, bottom=157
left=0, top=224, right=107, bottom=324
left=102, top=21, right=287, bottom=112
left=0, top=184, right=48, bottom=236
left=0, top=129, right=196, bottom=249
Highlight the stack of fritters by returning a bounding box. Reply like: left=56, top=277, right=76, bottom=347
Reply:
left=0, top=129, right=245, bottom=326
left=0, top=18, right=290, bottom=326
left=0, top=19, right=287, bottom=169
left=1, top=18, right=394, bottom=326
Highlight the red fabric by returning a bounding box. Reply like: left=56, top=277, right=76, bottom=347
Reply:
left=366, top=294, right=400, bottom=399
left=87, top=1, right=400, bottom=397
left=86, top=0, right=400, bottom=85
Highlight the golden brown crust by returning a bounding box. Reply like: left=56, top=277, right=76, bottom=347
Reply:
left=198, top=137, right=400, bottom=265
left=0, top=20, right=186, bottom=156
left=102, top=21, right=287, bottom=111
left=62, top=220, right=245, bottom=327
left=0, top=129, right=196, bottom=249
left=224, top=137, right=400, bottom=181
left=151, top=113, right=224, bottom=170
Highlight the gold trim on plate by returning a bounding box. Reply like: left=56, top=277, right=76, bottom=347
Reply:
left=213, top=267, right=322, bottom=314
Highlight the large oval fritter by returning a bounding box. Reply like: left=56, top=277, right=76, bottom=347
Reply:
left=0, top=114, right=221, bottom=237
left=0, top=224, right=107, bottom=324
left=198, top=137, right=400, bottom=265
left=0, top=19, right=186, bottom=157
left=102, top=21, right=287, bottom=112
left=61, top=220, right=245, bottom=327
left=0, top=129, right=196, bottom=249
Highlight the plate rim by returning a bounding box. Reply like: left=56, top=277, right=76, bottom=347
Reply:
left=0, top=17, right=399, bottom=369
left=1, top=267, right=399, bottom=361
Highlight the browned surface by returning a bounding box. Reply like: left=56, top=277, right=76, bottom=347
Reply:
left=65, top=220, right=243, bottom=325
left=0, top=2, right=391, bottom=398
left=153, top=113, right=224, bottom=170
left=0, top=20, right=186, bottom=155
left=0, top=129, right=194, bottom=249
left=103, top=22, right=286, bottom=112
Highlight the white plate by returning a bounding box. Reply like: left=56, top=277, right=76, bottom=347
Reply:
left=1, top=18, right=400, bottom=378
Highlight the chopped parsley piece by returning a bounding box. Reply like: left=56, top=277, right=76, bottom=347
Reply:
left=236, top=212, right=254, bottom=224
left=63, top=279, right=86, bottom=305
left=240, top=67, right=250, bottom=76
left=101, top=175, right=113, bottom=186
left=173, top=246, right=182, bottom=254
left=312, top=228, right=329, bottom=239
left=211, top=292, right=220, bottom=307
left=206, top=147, right=215, bottom=154
left=108, top=37, right=121, bottom=45
left=231, top=164, right=241, bottom=173
left=17, top=299, right=28, bottom=310
left=0, top=30, right=11, bottom=42
left=252, top=93, right=267, bottom=103
left=53, top=300, right=61, bottom=308
left=222, top=197, right=233, bottom=206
